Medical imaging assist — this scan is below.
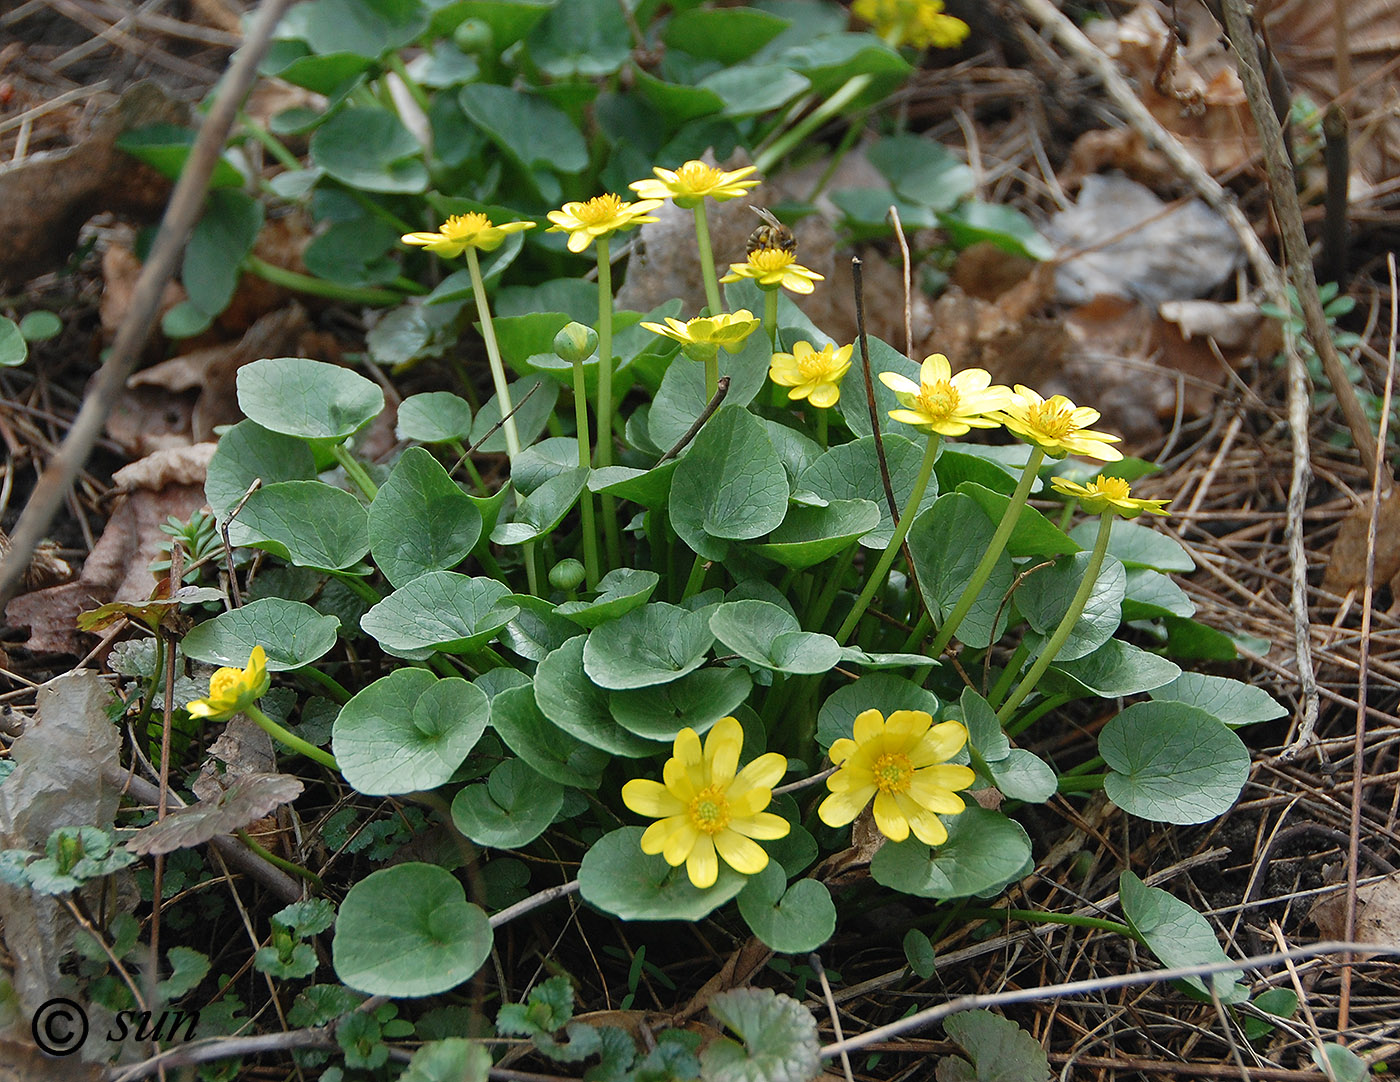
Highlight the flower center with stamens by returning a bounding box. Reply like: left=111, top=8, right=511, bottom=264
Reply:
left=798, top=347, right=832, bottom=379
left=209, top=671, right=239, bottom=699
left=748, top=248, right=795, bottom=272
left=1027, top=401, right=1075, bottom=438
left=443, top=212, right=488, bottom=238
left=872, top=752, right=913, bottom=794
left=675, top=162, right=720, bottom=190
left=1095, top=477, right=1131, bottom=500
left=575, top=194, right=625, bottom=225
left=916, top=379, right=959, bottom=420
left=689, top=785, right=731, bottom=835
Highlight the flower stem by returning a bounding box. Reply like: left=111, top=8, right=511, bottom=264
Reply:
left=595, top=236, right=621, bottom=567
left=815, top=407, right=828, bottom=450
left=1056, top=773, right=1108, bottom=793
left=836, top=435, right=940, bottom=644
left=243, top=255, right=409, bottom=306
left=998, top=511, right=1115, bottom=722
left=448, top=440, right=489, bottom=495
left=764, top=288, right=778, bottom=351
left=681, top=552, right=708, bottom=600
left=926, top=447, right=1045, bottom=660
left=331, top=443, right=378, bottom=501
left=754, top=73, right=873, bottom=175
left=330, top=571, right=381, bottom=605
left=806, top=543, right=856, bottom=632
left=692, top=204, right=723, bottom=315
left=465, top=247, right=521, bottom=460
left=235, top=828, right=323, bottom=888
left=571, top=355, right=601, bottom=591
left=245, top=704, right=339, bottom=771
left=296, top=665, right=351, bottom=704
left=958, top=905, right=1137, bottom=941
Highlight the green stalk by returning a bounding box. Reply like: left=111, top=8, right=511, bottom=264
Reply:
left=754, top=73, right=873, bottom=175
left=235, top=829, right=323, bottom=888
left=692, top=204, right=723, bottom=315
left=246, top=704, right=339, bottom=771
left=331, top=443, right=378, bottom=501
left=836, top=434, right=940, bottom=644
left=382, top=51, right=432, bottom=115
left=448, top=440, right=489, bottom=495
left=1056, top=774, right=1108, bottom=793
left=297, top=665, right=352, bottom=705
left=764, top=289, right=778, bottom=351
left=998, top=511, right=1114, bottom=722
left=987, top=640, right=1030, bottom=708
left=330, top=571, right=381, bottom=605
left=681, top=552, right=708, bottom=600
left=815, top=408, right=828, bottom=450
left=464, top=247, right=521, bottom=460
left=959, top=905, right=1136, bottom=941
left=243, top=255, right=408, bottom=306
left=806, top=543, right=856, bottom=633
left=595, top=236, right=621, bottom=567
left=571, top=355, right=601, bottom=590
left=926, top=447, right=1045, bottom=659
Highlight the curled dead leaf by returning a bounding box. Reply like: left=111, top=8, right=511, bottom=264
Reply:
left=125, top=773, right=304, bottom=856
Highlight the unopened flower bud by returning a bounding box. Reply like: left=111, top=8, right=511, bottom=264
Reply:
left=549, top=558, right=586, bottom=592
left=554, top=322, right=598, bottom=363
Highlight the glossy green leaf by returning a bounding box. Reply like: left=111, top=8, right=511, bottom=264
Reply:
left=959, top=687, right=1009, bottom=763
left=236, top=357, right=384, bottom=443
left=710, top=600, right=841, bottom=675
left=649, top=334, right=771, bottom=451
left=632, top=68, right=726, bottom=124
left=609, top=667, right=752, bottom=742
left=311, top=107, right=428, bottom=193
left=669, top=405, right=789, bottom=560
left=18, top=311, right=60, bottom=342
left=936, top=201, right=1053, bottom=260
left=490, top=468, right=587, bottom=545
left=752, top=499, right=881, bottom=570
left=333, top=669, right=490, bottom=795
left=182, top=599, right=339, bottom=672
left=736, top=862, right=836, bottom=954
left=1160, top=616, right=1238, bottom=660
left=1311, top=1044, right=1369, bottom=1082
left=1119, top=870, right=1246, bottom=1003
left=469, top=375, right=558, bottom=453
left=525, top=0, right=630, bottom=77
left=183, top=189, right=263, bottom=318
left=437, top=0, right=554, bottom=47
left=1100, top=702, right=1249, bottom=824
left=399, top=1039, right=491, bottom=1082
left=939, top=1009, right=1050, bottom=1082
left=907, top=493, right=1013, bottom=649
left=458, top=84, right=588, bottom=179
left=397, top=392, right=474, bottom=443
left=1070, top=518, right=1195, bottom=572
left=488, top=684, right=608, bottom=789
left=578, top=827, right=746, bottom=921
left=701, top=987, right=820, bottom=1082
left=301, top=0, right=429, bottom=56
left=360, top=572, right=518, bottom=654
left=583, top=602, right=715, bottom=690
left=304, top=217, right=401, bottom=286
left=779, top=32, right=909, bottom=99
left=798, top=434, right=937, bottom=549
left=0, top=318, right=26, bottom=367
left=116, top=125, right=245, bottom=187
left=1121, top=568, right=1195, bottom=620
left=230, top=481, right=370, bottom=571
left=870, top=807, right=1031, bottom=900
left=451, top=759, right=563, bottom=848
left=1048, top=639, right=1181, bottom=698
left=555, top=568, right=659, bottom=628
left=700, top=64, right=809, bottom=118
left=868, top=135, right=975, bottom=211
left=534, top=637, right=661, bottom=757
left=1149, top=673, right=1286, bottom=728
left=987, top=750, right=1056, bottom=804
left=934, top=447, right=1030, bottom=496
left=205, top=420, right=316, bottom=521
left=957, top=482, right=1079, bottom=558
left=1017, top=553, right=1126, bottom=662
left=664, top=7, right=788, bottom=62
left=333, top=863, right=491, bottom=996
left=587, top=461, right=679, bottom=508
left=817, top=673, right=939, bottom=751
left=369, top=448, right=481, bottom=587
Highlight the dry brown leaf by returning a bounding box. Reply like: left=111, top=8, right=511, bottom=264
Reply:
left=1321, top=489, right=1400, bottom=596
left=1309, top=871, right=1400, bottom=951
left=105, top=385, right=196, bottom=456
left=111, top=442, right=217, bottom=492
left=674, top=937, right=774, bottom=1022
left=126, top=773, right=304, bottom=857
left=0, top=1041, right=107, bottom=1082
left=99, top=240, right=186, bottom=342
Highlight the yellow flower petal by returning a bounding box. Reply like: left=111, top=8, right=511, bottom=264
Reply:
left=622, top=779, right=686, bottom=818
left=818, top=786, right=877, bottom=827
left=714, top=831, right=769, bottom=875
left=872, top=790, right=911, bottom=842
left=686, top=835, right=719, bottom=888
left=852, top=708, right=886, bottom=746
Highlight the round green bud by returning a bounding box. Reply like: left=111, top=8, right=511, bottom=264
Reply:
left=553, top=322, right=599, bottom=363
left=452, top=18, right=493, bottom=54
left=549, top=558, right=586, bottom=592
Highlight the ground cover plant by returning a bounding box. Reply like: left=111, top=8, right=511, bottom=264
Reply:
left=1, top=0, right=1397, bottom=1080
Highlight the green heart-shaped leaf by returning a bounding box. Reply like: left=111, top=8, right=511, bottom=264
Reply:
left=736, top=862, right=835, bottom=954
left=1100, top=702, right=1248, bottom=824
left=709, top=600, right=841, bottom=675
left=578, top=827, right=746, bottom=921
left=609, top=667, right=752, bottom=742
left=360, top=572, right=518, bottom=654
left=534, top=637, right=661, bottom=757
left=488, top=684, right=608, bottom=789
left=229, top=480, right=370, bottom=571
left=369, top=448, right=481, bottom=587
left=236, top=357, right=385, bottom=443
left=870, top=807, right=1031, bottom=900
left=583, top=603, right=715, bottom=690
left=451, top=759, right=563, bottom=849
left=182, top=598, right=339, bottom=671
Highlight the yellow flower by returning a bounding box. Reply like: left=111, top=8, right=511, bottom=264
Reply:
left=819, top=709, right=974, bottom=846
left=721, top=248, right=824, bottom=295
left=769, top=341, right=853, bottom=408
left=630, top=161, right=760, bottom=209
left=400, top=212, right=535, bottom=257
left=186, top=646, right=271, bottom=720
left=998, top=385, right=1123, bottom=462
left=853, top=0, right=970, bottom=49
left=878, top=353, right=1015, bottom=436
left=1050, top=475, right=1169, bottom=519
left=640, top=310, right=762, bottom=361
left=621, top=717, right=790, bottom=889
left=546, top=193, right=662, bottom=254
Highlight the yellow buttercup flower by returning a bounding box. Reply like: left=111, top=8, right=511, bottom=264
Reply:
left=998, top=385, right=1123, bottom=462
left=546, top=193, right=662, bottom=254
left=853, top=0, right=970, bottom=49
left=630, top=161, right=760, bottom=210
left=640, top=310, right=762, bottom=361
left=1050, top=475, right=1169, bottom=519
left=878, top=353, right=1015, bottom=437
left=186, top=646, right=271, bottom=721
left=621, top=717, right=790, bottom=889
left=400, top=213, right=535, bottom=257
left=769, top=341, right=853, bottom=408
left=819, top=709, right=974, bottom=846
left=721, top=248, right=824, bottom=295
